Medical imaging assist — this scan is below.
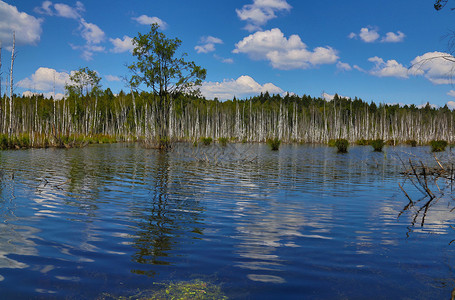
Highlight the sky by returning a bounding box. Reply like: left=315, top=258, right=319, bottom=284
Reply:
left=1, top=0, right=455, bottom=108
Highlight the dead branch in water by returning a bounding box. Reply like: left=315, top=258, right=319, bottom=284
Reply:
left=398, top=153, right=455, bottom=227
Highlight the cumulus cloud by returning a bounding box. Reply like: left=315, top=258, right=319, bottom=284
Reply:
left=79, top=18, right=105, bottom=44
left=35, top=1, right=84, bottom=19
left=382, top=31, right=405, bottom=43
left=35, top=1, right=106, bottom=60
left=214, top=54, right=234, bottom=64
left=195, top=36, right=223, bottom=54
left=336, top=61, right=352, bottom=71
left=0, top=1, right=43, bottom=49
left=236, top=0, right=291, bottom=31
left=322, top=92, right=350, bottom=101
left=133, top=15, right=167, bottom=29
left=349, top=27, right=405, bottom=43
left=18, top=67, right=70, bottom=94
left=110, top=35, right=134, bottom=53
left=410, top=52, right=455, bottom=84
left=368, top=56, right=409, bottom=78
left=201, top=75, right=283, bottom=100
left=105, top=75, right=121, bottom=82
left=22, top=90, right=65, bottom=100
left=447, top=90, right=455, bottom=97
left=233, top=28, right=338, bottom=70
left=447, top=100, right=455, bottom=110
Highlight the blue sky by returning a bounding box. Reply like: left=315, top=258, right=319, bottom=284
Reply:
left=2, top=0, right=455, bottom=107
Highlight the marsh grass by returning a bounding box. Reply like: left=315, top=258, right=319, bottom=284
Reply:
left=430, top=140, right=448, bottom=152
left=267, top=138, right=281, bottom=151
left=334, top=138, right=349, bottom=153
left=218, top=137, right=229, bottom=146
left=100, top=279, right=228, bottom=300
left=200, top=137, right=213, bottom=146
left=370, top=139, right=385, bottom=152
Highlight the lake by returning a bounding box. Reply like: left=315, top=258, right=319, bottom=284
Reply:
left=0, top=143, right=454, bottom=299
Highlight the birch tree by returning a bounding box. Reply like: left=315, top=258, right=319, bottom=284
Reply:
left=128, top=23, right=206, bottom=149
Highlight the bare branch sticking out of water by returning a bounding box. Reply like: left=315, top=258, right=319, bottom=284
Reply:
left=397, top=151, right=455, bottom=229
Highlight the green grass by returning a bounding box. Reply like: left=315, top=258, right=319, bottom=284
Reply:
left=101, top=279, right=228, bottom=300
left=218, top=137, right=229, bottom=146
left=335, top=138, right=349, bottom=153
left=267, top=137, right=281, bottom=151
left=430, top=140, right=448, bottom=152
left=200, top=137, right=213, bottom=146
left=370, top=139, right=385, bottom=152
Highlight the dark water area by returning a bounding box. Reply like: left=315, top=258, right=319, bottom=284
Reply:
left=0, top=143, right=455, bottom=299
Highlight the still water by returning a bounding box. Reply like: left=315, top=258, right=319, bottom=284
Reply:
left=0, top=143, right=454, bottom=299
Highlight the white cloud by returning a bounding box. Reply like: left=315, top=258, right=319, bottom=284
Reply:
left=322, top=92, right=350, bottom=101
left=359, top=27, right=380, bottom=43
left=201, top=75, right=283, bottom=100
left=70, top=44, right=105, bottom=61
left=447, top=101, right=455, bottom=110
left=410, top=52, right=455, bottom=84
left=18, top=67, right=70, bottom=94
left=236, top=0, right=291, bottom=31
left=110, top=35, right=134, bottom=53
left=350, top=27, right=405, bottom=43
left=35, top=1, right=84, bottom=19
left=417, top=102, right=438, bottom=109
left=195, top=36, right=223, bottom=54
left=233, top=28, right=338, bottom=70
left=133, top=15, right=167, bottom=29
left=382, top=31, right=405, bottom=43
left=22, top=91, right=65, bottom=100
left=447, top=90, right=455, bottom=97
left=105, top=75, right=121, bottom=82
left=368, top=56, right=408, bottom=78
left=79, top=18, right=105, bottom=44
left=0, top=1, right=43, bottom=49
left=336, top=61, right=352, bottom=71
left=353, top=65, right=366, bottom=72
left=35, top=1, right=53, bottom=15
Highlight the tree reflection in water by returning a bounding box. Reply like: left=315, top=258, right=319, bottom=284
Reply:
left=131, top=151, right=205, bottom=276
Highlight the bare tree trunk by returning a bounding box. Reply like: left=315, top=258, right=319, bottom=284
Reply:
left=9, top=32, right=15, bottom=136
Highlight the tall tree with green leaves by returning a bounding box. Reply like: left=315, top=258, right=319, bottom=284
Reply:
left=65, top=67, right=102, bottom=97
left=128, top=23, right=206, bottom=149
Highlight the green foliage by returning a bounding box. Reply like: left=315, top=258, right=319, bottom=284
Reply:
left=406, top=139, right=417, bottom=147
left=370, top=139, right=385, bottom=152
left=328, top=139, right=337, bottom=147
left=355, top=139, right=370, bottom=146
left=335, top=138, right=349, bottom=153
left=430, top=140, right=448, bottom=152
left=101, top=280, right=227, bottom=300
left=200, top=137, right=213, bottom=146
left=386, top=139, right=396, bottom=146
left=267, top=137, right=281, bottom=151
left=65, top=67, right=102, bottom=97
left=218, top=137, right=228, bottom=146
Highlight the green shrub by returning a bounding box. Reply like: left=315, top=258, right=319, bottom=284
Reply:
left=267, top=137, right=281, bottom=151
left=335, top=138, right=349, bottom=153
left=218, top=137, right=228, bottom=146
left=356, top=139, right=369, bottom=146
left=406, top=139, right=417, bottom=147
left=386, top=139, right=396, bottom=146
left=328, top=139, right=336, bottom=147
left=430, top=140, right=448, bottom=152
left=370, top=139, right=385, bottom=152
left=200, top=137, right=213, bottom=146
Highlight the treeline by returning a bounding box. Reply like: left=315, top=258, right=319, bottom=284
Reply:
left=0, top=90, right=454, bottom=147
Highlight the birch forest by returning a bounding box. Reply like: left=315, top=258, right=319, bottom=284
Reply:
left=0, top=90, right=453, bottom=148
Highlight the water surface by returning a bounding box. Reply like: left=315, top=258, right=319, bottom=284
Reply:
left=0, top=143, right=454, bottom=299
